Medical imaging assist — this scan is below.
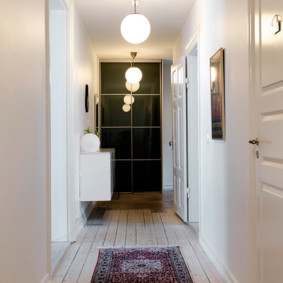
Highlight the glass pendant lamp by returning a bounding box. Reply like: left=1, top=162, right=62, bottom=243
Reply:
left=120, top=0, right=151, bottom=44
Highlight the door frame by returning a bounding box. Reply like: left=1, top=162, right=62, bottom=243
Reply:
left=248, top=0, right=262, bottom=281
left=184, top=31, right=201, bottom=224
left=46, top=0, right=73, bottom=276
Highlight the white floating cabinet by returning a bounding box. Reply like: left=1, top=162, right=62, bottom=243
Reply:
left=79, top=149, right=115, bottom=201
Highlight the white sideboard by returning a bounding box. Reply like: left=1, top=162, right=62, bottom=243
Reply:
left=79, top=149, right=115, bottom=201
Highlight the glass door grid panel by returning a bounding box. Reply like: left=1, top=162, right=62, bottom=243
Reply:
left=100, top=62, right=162, bottom=193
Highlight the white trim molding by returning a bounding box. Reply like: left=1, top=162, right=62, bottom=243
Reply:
left=70, top=201, right=95, bottom=240
left=185, top=28, right=199, bottom=53
left=40, top=274, right=50, bottom=283
left=248, top=0, right=258, bottom=282
left=199, top=235, right=237, bottom=283
left=184, top=28, right=201, bottom=224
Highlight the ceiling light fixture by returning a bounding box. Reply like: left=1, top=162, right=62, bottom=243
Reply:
left=125, top=52, right=142, bottom=84
left=120, top=0, right=151, bottom=44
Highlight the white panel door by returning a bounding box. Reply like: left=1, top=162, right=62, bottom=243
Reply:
left=171, top=58, right=188, bottom=222
left=254, top=0, right=283, bottom=281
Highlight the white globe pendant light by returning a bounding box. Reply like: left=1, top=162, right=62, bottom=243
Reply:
left=125, top=67, right=142, bottom=84
left=125, top=81, right=140, bottom=92
left=121, top=14, right=151, bottom=44
left=120, top=0, right=151, bottom=44
left=124, top=95, right=135, bottom=105
left=122, top=104, right=131, bottom=112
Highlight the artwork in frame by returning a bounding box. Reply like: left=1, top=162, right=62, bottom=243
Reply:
left=210, top=48, right=225, bottom=140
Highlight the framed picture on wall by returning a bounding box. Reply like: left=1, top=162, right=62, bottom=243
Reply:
left=210, top=48, right=225, bottom=140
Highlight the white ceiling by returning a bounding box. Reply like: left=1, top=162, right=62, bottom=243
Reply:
left=74, top=0, right=194, bottom=60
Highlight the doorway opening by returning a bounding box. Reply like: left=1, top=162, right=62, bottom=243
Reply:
left=186, top=39, right=200, bottom=228
left=49, top=0, right=70, bottom=275
left=171, top=35, right=200, bottom=227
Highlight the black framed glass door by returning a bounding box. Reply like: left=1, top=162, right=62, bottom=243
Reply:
left=100, top=62, right=162, bottom=193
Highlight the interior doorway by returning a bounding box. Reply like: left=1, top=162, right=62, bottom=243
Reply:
left=186, top=40, right=200, bottom=224
left=171, top=35, right=200, bottom=225
left=49, top=0, right=70, bottom=274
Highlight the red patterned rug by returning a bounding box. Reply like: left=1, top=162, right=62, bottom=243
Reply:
left=91, top=246, right=193, bottom=282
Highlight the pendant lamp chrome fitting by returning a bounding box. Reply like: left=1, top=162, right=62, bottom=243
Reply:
left=131, top=52, right=137, bottom=60
left=131, top=0, right=139, bottom=8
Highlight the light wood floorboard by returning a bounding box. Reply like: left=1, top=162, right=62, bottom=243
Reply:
left=51, top=242, right=70, bottom=276
left=52, top=194, right=223, bottom=283
left=125, top=209, right=136, bottom=246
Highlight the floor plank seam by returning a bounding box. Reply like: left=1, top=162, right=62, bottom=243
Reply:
left=158, top=213, right=170, bottom=245
left=76, top=226, right=100, bottom=283
left=61, top=226, right=90, bottom=282
left=101, top=211, right=114, bottom=247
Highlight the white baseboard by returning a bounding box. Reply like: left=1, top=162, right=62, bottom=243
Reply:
left=70, top=201, right=96, bottom=241
left=40, top=273, right=49, bottom=283
left=75, top=219, right=85, bottom=238
left=52, top=233, right=68, bottom=242
left=199, top=235, right=238, bottom=283
left=163, top=184, right=173, bottom=191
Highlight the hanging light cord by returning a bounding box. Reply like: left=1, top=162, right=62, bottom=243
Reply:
left=133, top=0, right=137, bottom=14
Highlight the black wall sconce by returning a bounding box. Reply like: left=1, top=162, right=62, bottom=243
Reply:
left=85, top=84, right=89, bottom=112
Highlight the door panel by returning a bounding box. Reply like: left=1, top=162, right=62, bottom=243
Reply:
left=178, top=107, right=184, bottom=169
left=261, top=185, right=283, bottom=283
left=261, top=112, right=283, bottom=160
left=255, top=0, right=283, bottom=281
left=173, top=108, right=178, bottom=168
left=171, top=58, right=188, bottom=222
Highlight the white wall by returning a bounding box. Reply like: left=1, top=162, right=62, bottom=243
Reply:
left=69, top=1, right=99, bottom=238
left=0, top=0, right=48, bottom=282
left=50, top=9, right=68, bottom=242
left=173, top=3, right=198, bottom=63
left=173, top=0, right=251, bottom=282
left=162, top=60, right=173, bottom=190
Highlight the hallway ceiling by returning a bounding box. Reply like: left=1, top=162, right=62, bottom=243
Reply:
left=74, top=0, right=194, bottom=60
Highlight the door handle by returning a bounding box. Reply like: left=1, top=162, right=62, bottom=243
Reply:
left=249, top=138, right=259, bottom=146
left=169, top=141, right=173, bottom=147
left=249, top=138, right=260, bottom=159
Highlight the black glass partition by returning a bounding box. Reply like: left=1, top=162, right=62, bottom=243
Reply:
left=133, top=95, right=160, bottom=126
left=101, top=128, right=131, bottom=159
left=133, top=128, right=161, bottom=159
left=100, top=62, right=162, bottom=193
left=101, top=95, right=131, bottom=127
left=133, top=161, right=162, bottom=192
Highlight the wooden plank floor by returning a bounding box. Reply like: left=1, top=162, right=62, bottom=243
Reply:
left=51, top=242, right=70, bottom=276
left=52, top=193, right=223, bottom=283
